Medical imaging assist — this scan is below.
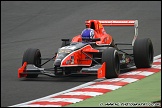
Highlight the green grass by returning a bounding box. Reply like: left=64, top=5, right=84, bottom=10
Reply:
left=66, top=72, right=161, bottom=107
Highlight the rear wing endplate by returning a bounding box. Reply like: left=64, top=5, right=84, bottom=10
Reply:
left=85, top=20, right=138, bottom=46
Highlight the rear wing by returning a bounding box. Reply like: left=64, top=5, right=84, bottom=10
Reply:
left=85, top=20, right=138, bottom=46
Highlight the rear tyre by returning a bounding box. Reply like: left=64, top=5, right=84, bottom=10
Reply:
left=22, top=48, right=41, bottom=78
left=102, top=47, right=120, bottom=79
left=133, top=38, right=154, bottom=68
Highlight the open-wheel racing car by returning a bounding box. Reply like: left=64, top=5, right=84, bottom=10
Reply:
left=18, top=20, right=154, bottom=79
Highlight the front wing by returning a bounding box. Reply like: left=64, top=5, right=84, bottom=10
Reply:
left=18, top=62, right=106, bottom=79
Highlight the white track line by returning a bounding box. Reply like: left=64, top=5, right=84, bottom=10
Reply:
left=62, top=91, right=103, bottom=97
left=83, top=84, right=122, bottom=90
left=36, top=98, right=83, bottom=103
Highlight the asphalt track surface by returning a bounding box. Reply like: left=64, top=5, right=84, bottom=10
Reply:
left=1, top=1, right=161, bottom=107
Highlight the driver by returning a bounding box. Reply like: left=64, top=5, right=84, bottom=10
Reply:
left=81, top=28, right=95, bottom=42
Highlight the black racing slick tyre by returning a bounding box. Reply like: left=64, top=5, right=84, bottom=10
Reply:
left=22, top=48, right=41, bottom=78
left=102, top=47, right=120, bottom=79
left=133, top=38, right=154, bottom=68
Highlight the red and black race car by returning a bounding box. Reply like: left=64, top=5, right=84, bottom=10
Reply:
left=18, top=20, right=154, bottom=79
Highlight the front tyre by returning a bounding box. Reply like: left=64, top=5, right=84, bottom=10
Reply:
left=22, top=48, right=41, bottom=78
left=102, top=47, right=120, bottom=79
left=133, top=38, right=154, bottom=68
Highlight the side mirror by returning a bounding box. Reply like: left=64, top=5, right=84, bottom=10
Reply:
left=61, top=39, right=70, bottom=41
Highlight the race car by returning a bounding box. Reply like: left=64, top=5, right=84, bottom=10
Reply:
left=18, top=20, right=154, bottom=79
